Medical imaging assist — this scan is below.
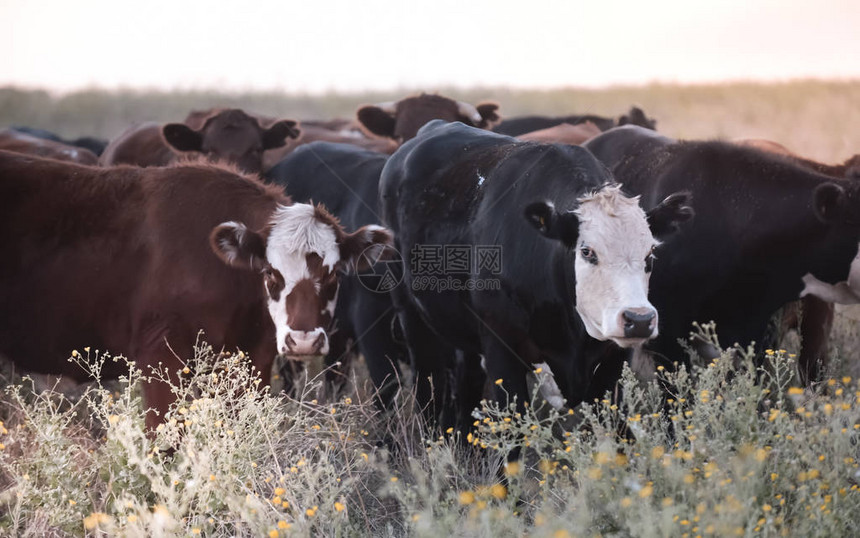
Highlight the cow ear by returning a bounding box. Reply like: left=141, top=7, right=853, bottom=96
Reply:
left=813, top=183, right=846, bottom=223
left=524, top=201, right=579, bottom=247
left=647, top=191, right=694, bottom=238
left=339, top=224, right=395, bottom=273
left=262, top=120, right=301, bottom=150
left=162, top=123, right=203, bottom=152
left=210, top=221, right=268, bottom=271
left=476, top=102, right=501, bottom=128
left=357, top=106, right=397, bottom=139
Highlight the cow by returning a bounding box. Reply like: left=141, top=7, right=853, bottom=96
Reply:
left=378, top=121, right=692, bottom=433
left=492, top=106, right=657, bottom=137
left=736, top=139, right=860, bottom=179
left=9, top=126, right=108, bottom=156
left=517, top=121, right=603, bottom=145
left=265, top=142, right=404, bottom=405
left=182, top=108, right=396, bottom=170
left=733, top=138, right=860, bottom=383
left=99, top=108, right=300, bottom=174
left=357, top=93, right=501, bottom=144
left=0, top=150, right=393, bottom=429
left=583, top=126, right=860, bottom=374
left=0, top=128, right=99, bottom=164
left=262, top=124, right=396, bottom=171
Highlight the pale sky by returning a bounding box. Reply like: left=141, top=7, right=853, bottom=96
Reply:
left=1, top=0, right=858, bottom=93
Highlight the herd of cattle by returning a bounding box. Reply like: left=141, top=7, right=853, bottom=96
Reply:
left=1, top=92, right=860, bottom=435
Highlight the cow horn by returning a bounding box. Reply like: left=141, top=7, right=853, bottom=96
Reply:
left=456, top=101, right=483, bottom=124
left=373, top=101, right=397, bottom=115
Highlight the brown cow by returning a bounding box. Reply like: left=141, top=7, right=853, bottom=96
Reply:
left=182, top=108, right=396, bottom=170
left=0, top=150, right=392, bottom=428
left=735, top=138, right=860, bottom=384
left=517, top=121, right=602, bottom=145
left=262, top=124, right=397, bottom=171
left=0, top=128, right=99, bottom=164
left=356, top=93, right=500, bottom=144
left=100, top=109, right=300, bottom=174
left=737, top=139, right=860, bottom=178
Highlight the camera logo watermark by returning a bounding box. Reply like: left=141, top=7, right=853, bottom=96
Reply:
left=355, top=245, right=405, bottom=293
left=356, top=244, right=503, bottom=293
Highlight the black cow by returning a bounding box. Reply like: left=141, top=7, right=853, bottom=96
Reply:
left=265, top=142, right=405, bottom=404
left=10, top=126, right=108, bottom=156
left=584, top=125, right=860, bottom=368
left=379, top=121, right=691, bottom=431
left=492, top=106, right=657, bottom=137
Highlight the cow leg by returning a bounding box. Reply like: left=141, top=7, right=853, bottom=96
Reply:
left=353, top=303, right=405, bottom=410
left=797, top=296, right=835, bottom=385
left=479, top=334, right=530, bottom=469
left=322, top=318, right=355, bottom=400
left=453, top=350, right=486, bottom=433
left=396, top=302, right=457, bottom=430
left=142, top=375, right=178, bottom=432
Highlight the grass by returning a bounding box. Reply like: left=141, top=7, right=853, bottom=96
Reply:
left=0, top=325, right=858, bottom=536
left=2, top=79, right=859, bottom=162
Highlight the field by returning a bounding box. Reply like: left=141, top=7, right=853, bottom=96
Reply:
left=1, top=80, right=860, bottom=536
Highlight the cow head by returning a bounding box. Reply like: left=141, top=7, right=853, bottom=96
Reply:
left=617, top=106, right=658, bottom=131
left=357, top=94, right=501, bottom=143
left=162, top=109, right=300, bottom=173
left=525, top=186, right=692, bottom=347
left=799, top=182, right=860, bottom=304
left=210, top=203, right=393, bottom=358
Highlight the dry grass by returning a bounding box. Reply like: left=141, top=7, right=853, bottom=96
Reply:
left=2, top=79, right=859, bottom=162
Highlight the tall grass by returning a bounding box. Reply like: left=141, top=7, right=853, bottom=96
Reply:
left=1, top=326, right=858, bottom=536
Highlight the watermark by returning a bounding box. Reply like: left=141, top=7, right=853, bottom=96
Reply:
left=356, top=243, right=503, bottom=293
left=355, top=245, right=405, bottom=293
left=411, top=244, right=502, bottom=275
left=411, top=275, right=501, bottom=292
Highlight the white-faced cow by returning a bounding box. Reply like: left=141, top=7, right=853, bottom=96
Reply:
left=584, top=126, right=860, bottom=374
left=99, top=108, right=300, bottom=174
left=266, top=141, right=405, bottom=406
left=378, top=121, right=692, bottom=432
left=0, top=151, right=392, bottom=428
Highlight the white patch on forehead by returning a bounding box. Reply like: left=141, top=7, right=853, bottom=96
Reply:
left=477, top=173, right=486, bottom=187
left=575, top=185, right=654, bottom=260
left=267, top=203, right=341, bottom=270
left=265, top=203, right=341, bottom=355
left=572, top=185, right=658, bottom=345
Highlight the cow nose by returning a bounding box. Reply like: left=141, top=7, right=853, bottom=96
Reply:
left=284, top=330, right=327, bottom=356
left=621, top=308, right=656, bottom=338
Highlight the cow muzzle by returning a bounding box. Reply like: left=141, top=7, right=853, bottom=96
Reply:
left=621, top=308, right=657, bottom=339
left=282, top=328, right=329, bottom=359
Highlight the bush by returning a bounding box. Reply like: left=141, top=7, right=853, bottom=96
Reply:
left=0, top=326, right=858, bottom=536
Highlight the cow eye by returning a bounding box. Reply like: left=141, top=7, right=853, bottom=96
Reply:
left=645, top=249, right=656, bottom=273
left=580, top=246, right=598, bottom=265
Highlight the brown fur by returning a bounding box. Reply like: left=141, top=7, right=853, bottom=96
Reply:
left=0, top=129, right=99, bottom=164
left=356, top=93, right=501, bottom=143
left=184, top=108, right=396, bottom=171
left=517, top=121, right=602, bottom=145
left=100, top=109, right=299, bottom=174
left=0, top=150, right=294, bottom=428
